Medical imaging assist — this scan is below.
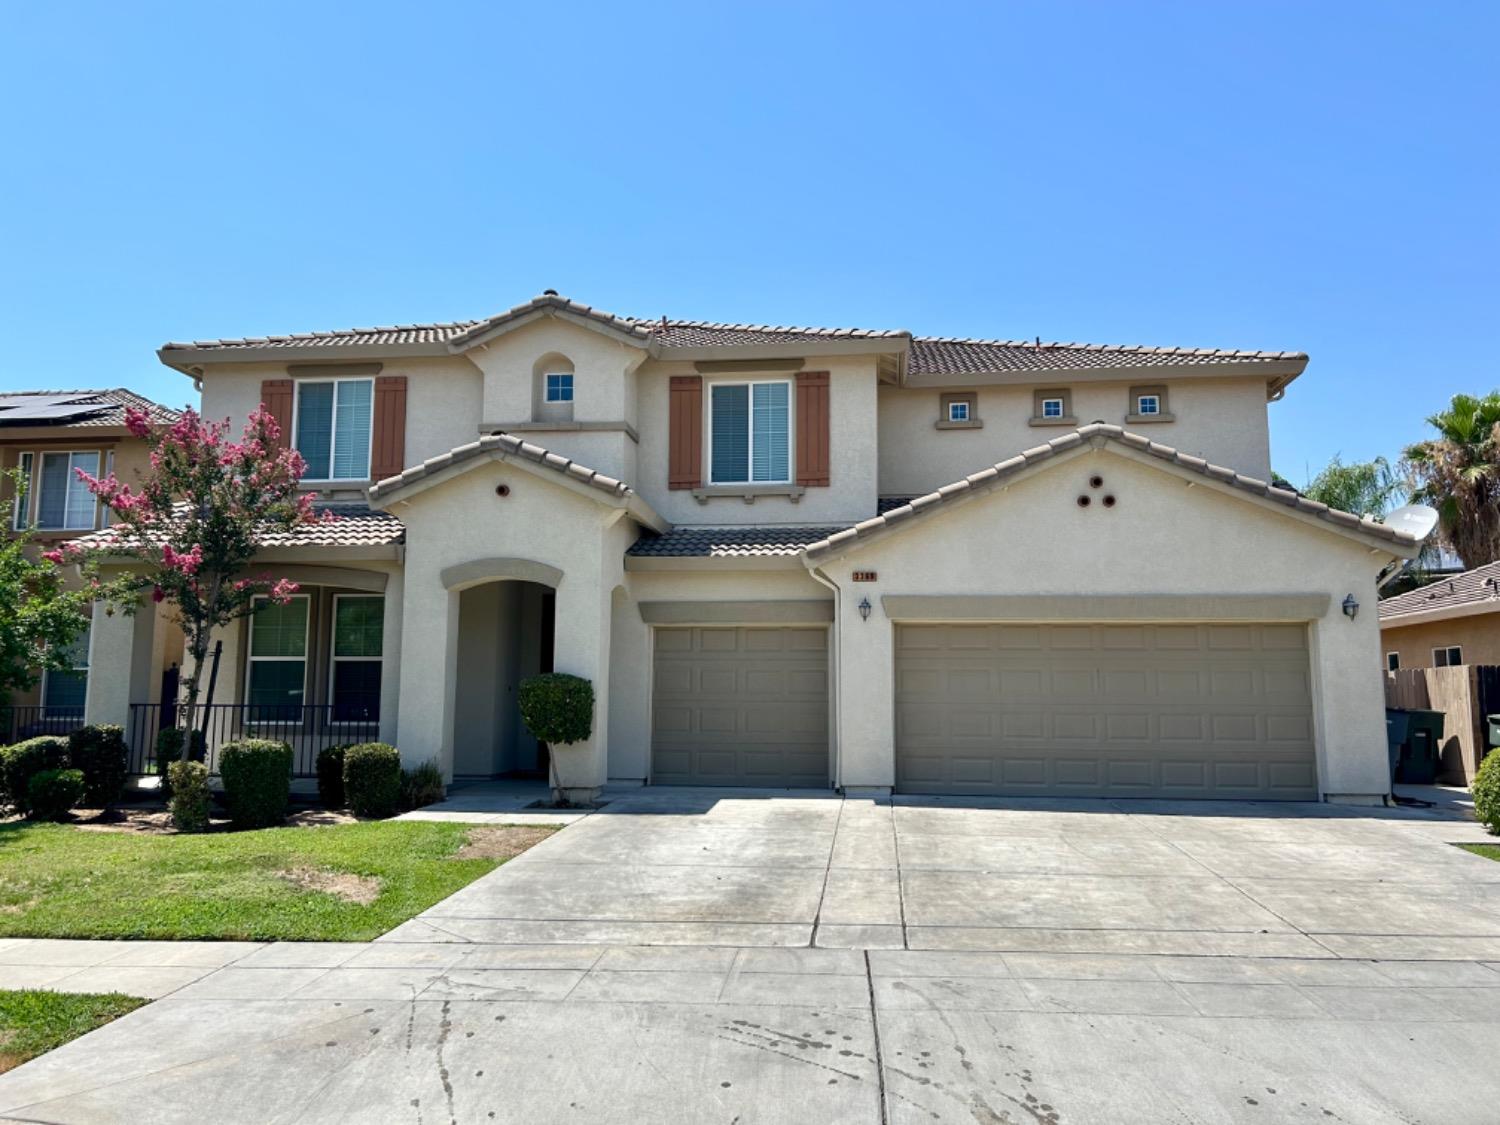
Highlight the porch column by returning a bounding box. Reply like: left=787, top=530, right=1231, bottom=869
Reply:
left=550, top=575, right=612, bottom=802
left=833, top=593, right=895, bottom=793
left=394, top=569, right=460, bottom=778
left=84, top=603, right=155, bottom=730
left=1310, top=576, right=1390, bottom=803
left=378, top=568, right=404, bottom=747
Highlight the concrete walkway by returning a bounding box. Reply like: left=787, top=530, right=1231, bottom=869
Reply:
left=2, top=791, right=1499, bottom=1122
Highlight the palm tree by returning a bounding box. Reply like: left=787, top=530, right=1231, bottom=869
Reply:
left=1404, top=392, right=1500, bottom=568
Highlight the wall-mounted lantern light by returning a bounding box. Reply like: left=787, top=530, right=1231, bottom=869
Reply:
left=858, top=597, right=872, bottom=621
left=1341, top=593, right=1359, bottom=620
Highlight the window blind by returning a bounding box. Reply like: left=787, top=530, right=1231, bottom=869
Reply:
left=711, top=384, right=749, bottom=484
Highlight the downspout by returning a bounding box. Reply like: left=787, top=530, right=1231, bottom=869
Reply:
left=806, top=560, right=843, bottom=791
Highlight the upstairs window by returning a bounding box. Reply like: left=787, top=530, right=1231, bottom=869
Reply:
left=11, top=452, right=33, bottom=530
left=1434, top=645, right=1463, bottom=668
left=331, top=594, right=384, bottom=723
left=1041, top=398, right=1065, bottom=419
left=948, top=401, right=969, bottom=423
left=246, top=595, right=309, bottom=721
left=1136, top=394, right=1161, bottom=416
left=544, top=373, right=574, bottom=403
left=35, top=451, right=100, bottom=531
left=710, top=381, right=790, bottom=484
left=296, top=379, right=372, bottom=481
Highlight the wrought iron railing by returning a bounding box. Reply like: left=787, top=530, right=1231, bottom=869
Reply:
left=127, top=703, right=379, bottom=777
left=0, top=706, right=86, bottom=744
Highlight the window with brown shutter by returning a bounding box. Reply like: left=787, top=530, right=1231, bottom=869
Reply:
left=260, top=379, right=294, bottom=450
left=795, top=371, right=830, bottom=487
left=371, top=375, right=408, bottom=481
left=669, top=375, right=703, bottom=490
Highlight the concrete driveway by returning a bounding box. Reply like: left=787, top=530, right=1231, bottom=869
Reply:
left=3, top=791, right=1500, bottom=1123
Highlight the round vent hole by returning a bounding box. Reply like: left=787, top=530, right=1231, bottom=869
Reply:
left=1077, top=495, right=1092, bottom=508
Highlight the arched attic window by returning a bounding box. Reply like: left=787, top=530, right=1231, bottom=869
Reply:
left=532, top=353, right=575, bottom=422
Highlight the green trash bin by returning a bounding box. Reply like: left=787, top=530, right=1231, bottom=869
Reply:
left=1488, top=714, right=1500, bottom=749
left=1397, top=708, right=1445, bottom=784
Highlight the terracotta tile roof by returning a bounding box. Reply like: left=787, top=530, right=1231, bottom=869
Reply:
left=368, top=430, right=634, bottom=503
left=71, top=503, right=404, bottom=552
left=160, top=292, right=1298, bottom=377
left=628, top=525, right=846, bottom=558
left=0, top=388, right=182, bottom=429
left=1378, top=561, right=1500, bottom=620
left=804, top=423, right=1422, bottom=560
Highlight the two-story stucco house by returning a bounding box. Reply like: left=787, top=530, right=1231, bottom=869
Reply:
left=79, top=293, right=1425, bottom=803
left=1, top=389, right=185, bottom=743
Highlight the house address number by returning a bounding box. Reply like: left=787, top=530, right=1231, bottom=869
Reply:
left=852, top=571, right=877, bottom=582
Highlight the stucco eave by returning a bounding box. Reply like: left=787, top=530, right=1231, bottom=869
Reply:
left=156, top=341, right=450, bottom=374
left=901, top=358, right=1306, bottom=394
left=625, top=554, right=805, bottom=572
left=1378, top=598, right=1500, bottom=631
left=649, top=338, right=910, bottom=363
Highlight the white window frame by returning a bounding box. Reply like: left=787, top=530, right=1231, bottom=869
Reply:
left=290, top=377, right=375, bottom=484
left=244, top=593, right=310, bottom=724
left=329, top=593, right=384, bottom=722
left=32, top=450, right=101, bottom=532
left=1136, top=394, right=1162, bottom=416
left=11, top=451, right=33, bottom=530
left=1041, top=398, right=1065, bottom=419
left=706, top=379, right=794, bottom=486
left=544, top=373, right=574, bottom=403
left=40, top=622, right=89, bottom=717
left=1433, top=645, right=1463, bottom=668
left=1386, top=652, right=1400, bottom=672
left=947, top=400, right=969, bottom=423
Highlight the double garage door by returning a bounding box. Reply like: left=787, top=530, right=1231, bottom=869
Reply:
left=895, top=622, right=1317, bottom=800
left=652, top=626, right=830, bottom=787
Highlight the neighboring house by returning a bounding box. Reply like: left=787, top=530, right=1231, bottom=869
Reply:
left=0, top=390, right=185, bottom=740
left=77, top=293, right=1424, bottom=802
left=1379, top=561, right=1500, bottom=671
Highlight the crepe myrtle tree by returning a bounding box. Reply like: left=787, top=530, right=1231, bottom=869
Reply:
left=49, top=405, right=333, bottom=759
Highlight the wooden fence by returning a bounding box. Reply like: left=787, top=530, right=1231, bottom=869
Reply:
left=1383, top=665, right=1500, bottom=785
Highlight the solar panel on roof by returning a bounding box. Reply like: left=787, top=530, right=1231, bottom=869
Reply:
left=0, top=394, right=106, bottom=422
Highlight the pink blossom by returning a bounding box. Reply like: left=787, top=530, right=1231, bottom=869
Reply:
left=268, top=578, right=299, bottom=603
left=41, top=549, right=65, bottom=564
left=152, top=586, right=164, bottom=603
left=161, top=544, right=204, bottom=576
left=123, top=407, right=153, bottom=439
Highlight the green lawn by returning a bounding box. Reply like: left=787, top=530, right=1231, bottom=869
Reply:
left=0, top=990, right=146, bottom=1072
left=0, top=821, right=531, bottom=941
left=1458, top=843, right=1500, bottom=862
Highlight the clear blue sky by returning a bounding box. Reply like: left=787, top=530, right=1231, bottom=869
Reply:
left=2, top=1, right=1495, bottom=483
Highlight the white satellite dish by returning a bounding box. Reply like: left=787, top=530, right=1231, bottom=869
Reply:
left=1385, top=504, right=1439, bottom=541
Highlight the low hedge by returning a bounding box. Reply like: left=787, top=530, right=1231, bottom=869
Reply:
left=400, top=759, right=445, bottom=811
left=0, top=737, right=69, bottom=816
left=343, top=743, right=401, bottom=818
left=168, top=761, right=211, bottom=833
left=218, top=739, right=293, bottom=829
left=67, top=725, right=128, bottom=807
left=1475, top=750, right=1500, bottom=835
left=316, top=744, right=350, bottom=809
left=28, top=769, right=84, bottom=822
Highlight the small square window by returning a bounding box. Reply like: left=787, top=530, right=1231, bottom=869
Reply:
left=545, top=373, right=573, bottom=403
left=1386, top=652, right=1400, bottom=672
left=1042, top=398, right=1064, bottom=419
left=1137, top=394, right=1161, bottom=416
left=948, top=401, right=969, bottom=423
left=1434, top=645, right=1463, bottom=668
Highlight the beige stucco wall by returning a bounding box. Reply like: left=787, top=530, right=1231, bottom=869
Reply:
left=1380, top=613, right=1500, bottom=670
left=814, top=443, right=1397, bottom=800
left=635, top=355, right=881, bottom=526
left=877, top=376, right=1275, bottom=497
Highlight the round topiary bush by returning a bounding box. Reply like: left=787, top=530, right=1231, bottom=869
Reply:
left=316, top=744, right=350, bottom=809
left=0, top=737, right=69, bottom=816
left=1473, top=750, right=1500, bottom=835
left=67, top=725, right=128, bottom=807
left=27, top=768, right=84, bottom=822
left=218, top=739, right=294, bottom=829
left=518, top=673, right=594, bottom=746
left=343, top=743, right=402, bottom=818
left=167, top=761, right=211, bottom=833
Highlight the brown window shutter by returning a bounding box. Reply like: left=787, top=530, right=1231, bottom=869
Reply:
left=668, top=375, right=703, bottom=490
left=260, top=379, right=294, bottom=450
left=796, top=371, right=831, bottom=487
left=371, top=375, right=408, bottom=481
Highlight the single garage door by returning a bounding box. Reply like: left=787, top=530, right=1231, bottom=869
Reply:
left=895, top=622, right=1317, bottom=799
left=652, top=626, right=830, bottom=786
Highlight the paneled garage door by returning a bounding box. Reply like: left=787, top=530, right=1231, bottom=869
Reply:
left=894, top=622, right=1317, bottom=799
left=652, top=626, right=830, bottom=787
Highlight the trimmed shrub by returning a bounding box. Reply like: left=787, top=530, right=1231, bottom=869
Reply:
left=218, top=739, right=293, bottom=829
left=67, top=725, right=128, bottom=807
left=0, top=737, right=69, bottom=815
left=168, top=761, right=211, bottom=833
left=316, top=744, right=350, bottom=809
left=27, top=769, right=84, bottom=822
left=1475, top=750, right=1500, bottom=835
left=400, top=759, right=445, bottom=811
left=154, top=728, right=206, bottom=795
left=343, top=743, right=401, bottom=819
left=518, top=674, right=594, bottom=746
